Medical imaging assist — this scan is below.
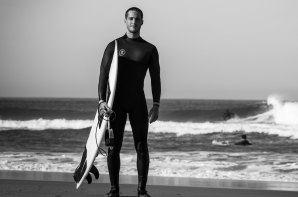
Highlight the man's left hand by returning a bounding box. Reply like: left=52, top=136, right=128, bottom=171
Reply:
left=148, top=105, right=159, bottom=124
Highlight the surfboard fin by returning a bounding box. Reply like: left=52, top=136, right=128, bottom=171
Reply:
left=90, top=164, right=99, bottom=179
left=84, top=164, right=99, bottom=184
left=73, top=147, right=88, bottom=183
left=86, top=173, right=92, bottom=184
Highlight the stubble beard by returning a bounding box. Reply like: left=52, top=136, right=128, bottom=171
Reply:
left=130, top=25, right=139, bottom=32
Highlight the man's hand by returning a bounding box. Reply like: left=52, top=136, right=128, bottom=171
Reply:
left=98, top=101, right=109, bottom=116
left=148, top=105, right=159, bottom=124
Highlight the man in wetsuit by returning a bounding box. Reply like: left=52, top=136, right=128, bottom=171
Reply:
left=234, top=134, right=252, bottom=146
left=98, top=7, right=161, bottom=197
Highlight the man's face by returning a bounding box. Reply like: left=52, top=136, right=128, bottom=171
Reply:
left=125, top=10, right=143, bottom=34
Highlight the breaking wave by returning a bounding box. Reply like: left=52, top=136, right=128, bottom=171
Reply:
left=0, top=118, right=93, bottom=130
left=1, top=95, right=297, bottom=138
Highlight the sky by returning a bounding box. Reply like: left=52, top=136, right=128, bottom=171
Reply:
left=0, top=0, right=297, bottom=100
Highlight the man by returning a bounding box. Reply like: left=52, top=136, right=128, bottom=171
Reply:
left=234, top=134, right=252, bottom=146
left=98, top=7, right=161, bottom=197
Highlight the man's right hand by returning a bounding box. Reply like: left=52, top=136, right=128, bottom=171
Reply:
left=98, top=101, right=109, bottom=116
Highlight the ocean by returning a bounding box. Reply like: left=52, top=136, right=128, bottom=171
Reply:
left=1, top=96, right=298, bottom=182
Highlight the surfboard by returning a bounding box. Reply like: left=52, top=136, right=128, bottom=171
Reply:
left=74, top=40, right=118, bottom=189
left=212, top=140, right=230, bottom=146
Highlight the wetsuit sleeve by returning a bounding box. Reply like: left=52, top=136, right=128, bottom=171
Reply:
left=149, top=46, right=161, bottom=104
left=98, top=41, right=115, bottom=101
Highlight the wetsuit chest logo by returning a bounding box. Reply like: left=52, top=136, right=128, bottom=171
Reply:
left=119, top=49, right=126, bottom=56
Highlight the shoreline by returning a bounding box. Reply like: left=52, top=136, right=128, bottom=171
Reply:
left=1, top=170, right=298, bottom=192
left=2, top=179, right=297, bottom=197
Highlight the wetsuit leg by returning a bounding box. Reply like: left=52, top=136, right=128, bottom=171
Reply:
left=128, top=96, right=149, bottom=191
left=108, top=103, right=127, bottom=191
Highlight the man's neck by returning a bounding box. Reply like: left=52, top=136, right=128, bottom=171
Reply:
left=126, top=31, right=140, bottom=39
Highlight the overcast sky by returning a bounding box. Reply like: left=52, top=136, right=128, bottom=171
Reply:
left=0, top=0, right=297, bottom=100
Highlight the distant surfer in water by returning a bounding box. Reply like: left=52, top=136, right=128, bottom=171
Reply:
left=98, top=7, right=161, bottom=197
left=234, top=134, right=252, bottom=146
left=222, top=109, right=235, bottom=121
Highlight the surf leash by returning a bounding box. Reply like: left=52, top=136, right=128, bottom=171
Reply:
left=95, top=104, right=116, bottom=157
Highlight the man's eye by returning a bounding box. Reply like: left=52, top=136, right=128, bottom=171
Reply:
left=129, top=17, right=140, bottom=21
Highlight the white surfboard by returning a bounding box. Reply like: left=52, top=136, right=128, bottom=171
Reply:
left=74, top=40, right=118, bottom=189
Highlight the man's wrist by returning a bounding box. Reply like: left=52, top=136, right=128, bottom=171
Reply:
left=98, top=100, right=105, bottom=105
left=153, top=102, right=160, bottom=107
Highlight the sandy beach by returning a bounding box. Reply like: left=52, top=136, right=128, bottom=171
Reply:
left=1, top=171, right=298, bottom=197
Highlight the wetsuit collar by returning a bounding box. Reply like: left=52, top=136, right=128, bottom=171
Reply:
left=123, top=34, right=142, bottom=41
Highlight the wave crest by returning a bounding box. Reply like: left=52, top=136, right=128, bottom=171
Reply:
left=267, top=95, right=298, bottom=125
left=0, top=118, right=92, bottom=130
left=147, top=121, right=298, bottom=138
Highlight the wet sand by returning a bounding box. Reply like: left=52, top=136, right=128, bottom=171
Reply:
left=0, top=171, right=298, bottom=197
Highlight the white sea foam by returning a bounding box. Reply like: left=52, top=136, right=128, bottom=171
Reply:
left=146, top=121, right=298, bottom=138
left=1, top=118, right=297, bottom=138
left=267, top=95, right=298, bottom=125
left=0, top=118, right=93, bottom=130
left=1, top=120, right=297, bottom=139
left=1, top=151, right=298, bottom=182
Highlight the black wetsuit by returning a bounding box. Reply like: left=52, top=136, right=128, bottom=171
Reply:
left=98, top=34, right=161, bottom=191
left=235, top=139, right=252, bottom=146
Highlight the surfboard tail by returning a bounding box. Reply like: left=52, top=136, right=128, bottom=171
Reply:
left=73, top=147, right=88, bottom=184
left=73, top=146, right=100, bottom=189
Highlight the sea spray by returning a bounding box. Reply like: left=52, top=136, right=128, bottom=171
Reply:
left=267, top=95, right=298, bottom=125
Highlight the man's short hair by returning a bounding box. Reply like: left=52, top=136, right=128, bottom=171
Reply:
left=125, top=7, right=143, bottom=19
